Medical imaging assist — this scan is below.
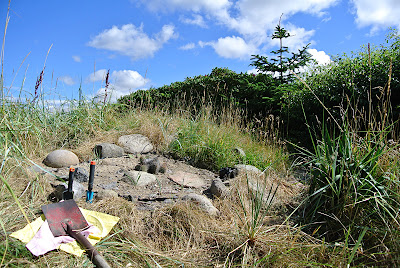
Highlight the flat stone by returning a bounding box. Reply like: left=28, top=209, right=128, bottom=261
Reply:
left=118, top=134, right=153, bottom=154
left=94, top=143, right=124, bottom=158
left=234, top=164, right=264, bottom=177
left=43, top=150, right=79, bottom=168
left=122, top=170, right=157, bottom=187
left=182, top=193, right=219, bottom=216
left=96, top=189, right=118, bottom=200
left=168, top=171, right=206, bottom=188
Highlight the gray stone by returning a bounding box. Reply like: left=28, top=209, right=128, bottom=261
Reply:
left=118, top=134, right=154, bottom=154
left=168, top=171, right=206, bottom=188
left=74, top=167, right=88, bottom=183
left=209, top=178, right=229, bottom=198
left=53, top=180, right=86, bottom=201
left=93, top=143, right=124, bottom=158
left=234, top=164, right=264, bottom=177
left=43, top=150, right=79, bottom=168
left=182, top=193, right=219, bottom=216
left=96, top=189, right=118, bottom=200
left=122, top=170, right=157, bottom=187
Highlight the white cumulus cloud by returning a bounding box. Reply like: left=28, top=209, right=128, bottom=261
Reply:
left=199, top=36, right=257, bottom=59
left=90, top=69, right=150, bottom=103
left=351, top=0, right=400, bottom=34
left=137, top=0, right=338, bottom=58
left=308, top=48, right=331, bottom=65
left=87, top=24, right=177, bottom=60
left=87, top=69, right=109, bottom=82
left=180, top=14, right=207, bottom=28
left=59, top=75, right=75, bottom=86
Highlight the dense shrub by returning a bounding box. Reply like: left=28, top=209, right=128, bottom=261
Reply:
left=118, top=67, right=281, bottom=121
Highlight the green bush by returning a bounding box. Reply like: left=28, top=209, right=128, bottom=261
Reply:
left=118, top=67, right=281, bottom=121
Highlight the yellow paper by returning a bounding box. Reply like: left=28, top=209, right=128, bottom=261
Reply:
left=10, top=208, right=119, bottom=257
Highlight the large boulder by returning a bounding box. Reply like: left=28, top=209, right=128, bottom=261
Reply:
left=118, top=134, right=154, bottom=154
left=43, top=150, right=79, bottom=168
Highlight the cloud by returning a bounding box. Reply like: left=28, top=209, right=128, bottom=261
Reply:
left=180, top=14, right=207, bottom=28
left=308, top=48, right=331, bottom=65
left=72, top=55, right=81, bottom=62
left=138, top=0, right=231, bottom=13
left=138, top=0, right=337, bottom=58
left=199, top=36, right=257, bottom=59
left=59, top=75, right=75, bottom=86
left=268, top=24, right=315, bottom=52
left=179, top=42, right=196, bottom=50
left=351, top=0, right=400, bottom=34
left=90, top=70, right=150, bottom=102
left=87, top=24, right=177, bottom=60
left=87, top=69, right=108, bottom=82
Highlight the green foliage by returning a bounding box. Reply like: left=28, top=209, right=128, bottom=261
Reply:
left=292, top=101, right=400, bottom=265
left=250, top=20, right=313, bottom=83
left=167, top=116, right=286, bottom=171
left=282, top=30, right=400, bottom=141
left=118, top=67, right=281, bottom=120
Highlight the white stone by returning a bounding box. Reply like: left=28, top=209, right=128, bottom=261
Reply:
left=118, top=134, right=153, bottom=154
left=182, top=193, right=219, bottom=216
left=122, top=170, right=157, bottom=187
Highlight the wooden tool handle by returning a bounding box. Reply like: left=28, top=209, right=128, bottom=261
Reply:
left=64, top=223, right=111, bottom=268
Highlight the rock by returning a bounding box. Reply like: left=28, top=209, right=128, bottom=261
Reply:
left=135, top=156, right=166, bottom=174
left=209, top=178, right=229, bottom=198
left=101, top=181, right=118, bottom=190
left=219, top=167, right=239, bottom=181
left=118, top=134, right=154, bottom=154
left=168, top=171, right=206, bottom=188
left=121, top=170, right=157, bottom=187
left=94, top=143, right=124, bottom=158
left=74, top=167, right=88, bottom=183
left=233, top=147, right=246, bottom=158
left=43, top=150, right=79, bottom=168
left=53, top=181, right=86, bottom=201
left=234, top=164, right=264, bottom=177
left=96, top=189, right=118, bottom=200
left=182, top=193, right=219, bottom=216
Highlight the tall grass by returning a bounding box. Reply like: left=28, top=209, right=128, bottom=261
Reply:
left=295, top=62, right=400, bottom=265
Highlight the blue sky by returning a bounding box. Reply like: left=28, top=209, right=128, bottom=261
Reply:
left=1, top=0, right=399, bottom=102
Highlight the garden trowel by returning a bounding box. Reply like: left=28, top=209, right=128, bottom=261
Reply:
left=63, top=167, right=75, bottom=200
left=41, top=199, right=110, bottom=268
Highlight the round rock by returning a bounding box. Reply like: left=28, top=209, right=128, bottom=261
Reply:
left=118, top=134, right=154, bottom=154
left=43, top=150, right=79, bottom=168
